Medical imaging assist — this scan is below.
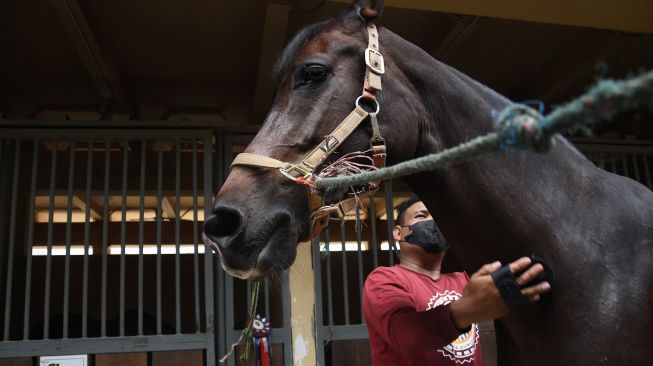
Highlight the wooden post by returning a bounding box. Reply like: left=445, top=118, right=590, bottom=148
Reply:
left=289, top=241, right=317, bottom=366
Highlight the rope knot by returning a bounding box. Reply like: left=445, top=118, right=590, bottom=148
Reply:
left=494, top=104, right=553, bottom=152
left=295, top=176, right=316, bottom=188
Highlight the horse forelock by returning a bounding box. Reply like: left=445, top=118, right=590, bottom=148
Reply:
left=273, top=21, right=330, bottom=90
left=272, top=13, right=369, bottom=91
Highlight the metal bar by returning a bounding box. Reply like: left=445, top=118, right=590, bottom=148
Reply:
left=1, top=128, right=213, bottom=139
left=312, top=235, right=325, bottom=366
left=101, top=138, right=111, bottom=337
left=267, top=329, right=288, bottom=344
left=44, top=140, right=59, bottom=339
left=316, top=324, right=369, bottom=341
left=621, top=153, right=629, bottom=177
left=217, top=131, right=229, bottom=190
left=23, top=140, right=39, bottom=339
left=644, top=154, right=652, bottom=189
left=216, top=260, right=226, bottom=361
left=82, top=140, right=94, bottom=338
left=120, top=140, right=128, bottom=337
left=264, top=278, right=270, bottom=318
left=175, top=139, right=181, bottom=333
left=340, top=220, right=350, bottom=325
left=30, top=187, right=201, bottom=197
left=325, top=227, right=333, bottom=326
left=281, top=271, right=292, bottom=366
left=632, top=154, right=641, bottom=183
left=369, top=194, right=379, bottom=269
left=0, top=334, right=212, bottom=358
left=0, top=138, right=5, bottom=317
left=610, top=153, right=617, bottom=174
left=202, top=133, right=216, bottom=366
left=156, top=142, right=163, bottom=335
left=355, top=206, right=364, bottom=323
left=384, top=181, right=396, bottom=266
left=0, top=119, right=253, bottom=129
left=63, top=141, right=76, bottom=338
left=246, top=281, right=252, bottom=315
left=598, top=151, right=605, bottom=169
left=192, top=140, right=200, bottom=333
left=224, top=273, right=235, bottom=366
left=3, top=140, right=21, bottom=340
left=215, top=131, right=228, bottom=362
left=138, top=140, right=146, bottom=335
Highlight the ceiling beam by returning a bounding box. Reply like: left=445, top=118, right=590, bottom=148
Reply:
left=329, top=0, right=653, bottom=33
left=250, top=3, right=291, bottom=124
left=49, top=0, right=132, bottom=115
left=161, top=197, right=176, bottom=219
left=72, top=195, right=102, bottom=220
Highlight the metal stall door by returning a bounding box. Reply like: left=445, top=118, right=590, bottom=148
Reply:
left=216, top=133, right=293, bottom=366
left=0, top=129, right=215, bottom=366
left=312, top=180, right=402, bottom=366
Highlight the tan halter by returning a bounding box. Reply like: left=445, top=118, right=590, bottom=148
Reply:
left=231, top=23, right=386, bottom=238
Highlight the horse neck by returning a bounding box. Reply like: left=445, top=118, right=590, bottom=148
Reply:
left=386, top=35, right=588, bottom=271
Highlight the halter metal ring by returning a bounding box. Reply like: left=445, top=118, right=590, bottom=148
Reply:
left=355, top=95, right=380, bottom=115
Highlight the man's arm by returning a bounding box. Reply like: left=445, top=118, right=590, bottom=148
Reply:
left=450, top=257, right=551, bottom=329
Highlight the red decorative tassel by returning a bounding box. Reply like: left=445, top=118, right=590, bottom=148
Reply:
left=252, top=314, right=272, bottom=366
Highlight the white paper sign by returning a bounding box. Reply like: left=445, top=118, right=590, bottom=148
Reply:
left=39, top=354, right=87, bottom=366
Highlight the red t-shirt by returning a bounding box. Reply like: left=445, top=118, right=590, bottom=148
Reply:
left=363, top=265, right=484, bottom=365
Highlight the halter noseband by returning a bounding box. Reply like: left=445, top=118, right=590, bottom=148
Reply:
left=230, top=23, right=387, bottom=238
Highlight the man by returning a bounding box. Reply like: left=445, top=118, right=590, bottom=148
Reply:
left=362, top=197, right=551, bottom=365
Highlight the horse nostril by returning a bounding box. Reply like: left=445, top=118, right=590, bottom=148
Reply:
left=205, top=206, right=243, bottom=239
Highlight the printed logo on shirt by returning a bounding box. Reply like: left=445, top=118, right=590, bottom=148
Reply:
left=426, top=290, right=480, bottom=364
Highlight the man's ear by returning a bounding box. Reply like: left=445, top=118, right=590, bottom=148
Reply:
left=352, top=0, right=386, bottom=20
left=392, top=225, right=402, bottom=242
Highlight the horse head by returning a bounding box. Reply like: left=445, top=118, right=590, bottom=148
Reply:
left=203, top=0, right=428, bottom=280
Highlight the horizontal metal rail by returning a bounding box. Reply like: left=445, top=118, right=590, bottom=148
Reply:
left=0, top=334, right=210, bottom=358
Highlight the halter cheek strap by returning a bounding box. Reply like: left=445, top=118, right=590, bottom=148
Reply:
left=230, top=23, right=386, bottom=238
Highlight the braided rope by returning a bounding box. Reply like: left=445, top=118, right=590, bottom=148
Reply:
left=314, top=70, right=653, bottom=190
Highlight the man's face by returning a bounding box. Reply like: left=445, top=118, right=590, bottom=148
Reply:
left=394, top=201, right=449, bottom=255
left=395, top=201, right=432, bottom=240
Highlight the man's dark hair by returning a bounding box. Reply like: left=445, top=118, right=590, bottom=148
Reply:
left=395, top=196, right=421, bottom=226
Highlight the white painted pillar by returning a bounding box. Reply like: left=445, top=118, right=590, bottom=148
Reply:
left=289, top=241, right=317, bottom=366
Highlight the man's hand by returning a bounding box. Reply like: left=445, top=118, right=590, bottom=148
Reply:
left=449, top=257, right=551, bottom=329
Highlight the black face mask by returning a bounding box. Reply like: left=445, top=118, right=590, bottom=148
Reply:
left=402, top=220, right=448, bottom=254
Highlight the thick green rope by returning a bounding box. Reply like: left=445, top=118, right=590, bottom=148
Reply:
left=314, top=70, right=653, bottom=190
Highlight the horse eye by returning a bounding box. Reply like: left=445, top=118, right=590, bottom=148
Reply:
left=305, top=65, right=327, bottom=81
left=293, top=64, right=330, bottom=88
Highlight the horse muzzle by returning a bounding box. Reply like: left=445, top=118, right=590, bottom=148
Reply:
left=203, top=204, right=299, bottom=280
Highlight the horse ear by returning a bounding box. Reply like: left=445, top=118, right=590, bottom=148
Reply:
left=353, top=0, right=386, bottom=20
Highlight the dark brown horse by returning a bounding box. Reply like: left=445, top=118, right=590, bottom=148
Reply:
left=203, top=0, right=653, bottom=364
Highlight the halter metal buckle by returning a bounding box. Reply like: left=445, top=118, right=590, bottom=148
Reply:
left=279, top=164, right=312, bottom=181
left=365, top=48, right=385, bottom=75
